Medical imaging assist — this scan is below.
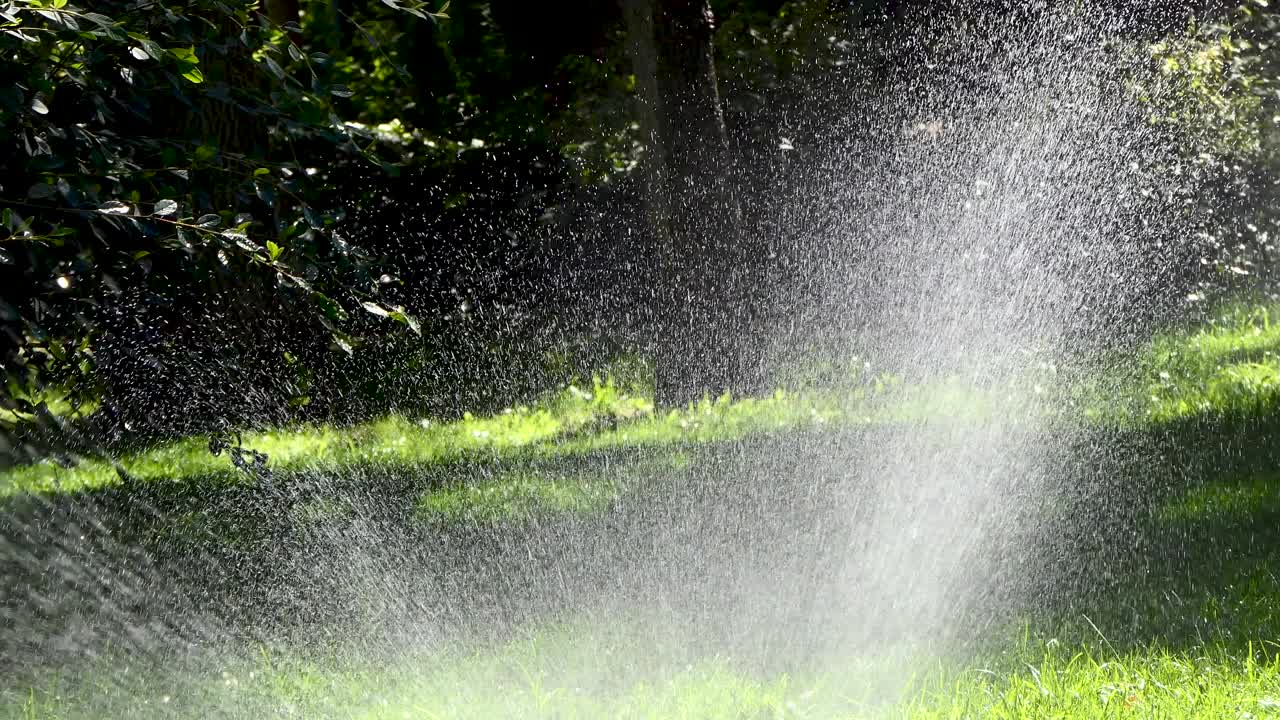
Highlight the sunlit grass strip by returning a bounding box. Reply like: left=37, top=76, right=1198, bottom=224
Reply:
left=9, top=301, right=1280, bottom=498
left=0, top=381, right=849, bottom=497
left=0, top=379, right=1036, bottom=499
left=1123, top=302, right=1280, bottom=425
left=10, top=629, right=1280, bottom=719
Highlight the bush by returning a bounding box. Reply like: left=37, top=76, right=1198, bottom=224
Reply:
left=0, top=0, right=430, bottom=452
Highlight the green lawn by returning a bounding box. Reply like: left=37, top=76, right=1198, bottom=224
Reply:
left=5, top=303, right=1280, bottom=719
left=8, top=302, right=1280, bottom=501
left=9, top=628, right=1280, bottom=719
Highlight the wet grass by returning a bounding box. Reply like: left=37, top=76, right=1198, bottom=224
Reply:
left=8, top=627, right=1280, bottom=719
left=0, top=379, right=847, bottom=497
left=1097, top=302, right=1280, bottom=425
left=6, top=303, right=1280, bottom=717
left=7, top=302, right=1280, bottom=503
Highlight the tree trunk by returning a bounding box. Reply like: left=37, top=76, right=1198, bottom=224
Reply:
left=623, top=0, right=752, bottom=408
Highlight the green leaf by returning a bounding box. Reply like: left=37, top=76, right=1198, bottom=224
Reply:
left=262, top=56, right=285, bottom=80
left=182, top=67, right=204, bottom=84
left=253, top=167, right=271, bottom=177
left=169, top=46, right=198, bottom=64
left=255, top=182, right=276, bottom=205
left=82, top=13, right=114, bottom=28
left=360, top=301, right=389, bottom=318
left=196, top=214, right=221, bottom=229
left=266, top=240, right=282, bottom=261
left=312, top=292, right=347, bottom=322
left=390, top=310, right=422, bottom=336
left=141, top=39, right=164, bottom=60
left=303, top=206, right=324, bottom=229
left=27, top=183, right=56, bottom=200
left=98, top=201, right=131, bottom=214
left=153, top=199, right=178, bottom=216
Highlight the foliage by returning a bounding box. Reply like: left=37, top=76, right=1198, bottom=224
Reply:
left=0, top=0, right=434, bottom=447
left=713, top=0, right=871, bottom=122
left=1144, top=1, right=1280, bottom=297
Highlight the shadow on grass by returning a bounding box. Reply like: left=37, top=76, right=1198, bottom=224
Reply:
left=1031, top=410, right=1280, bottom=656
left=0, top=429, right=882, bottom=678
left=4, top=406, right=1280, bottom=681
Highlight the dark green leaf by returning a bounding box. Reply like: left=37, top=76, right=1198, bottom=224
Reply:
left=255, top=182, right=276, bottom=205
left=303, top=206, right=324, bottom=229
left=27, top=183, right=56, bottom=199
left=262, top=56, right=285, bottom=80
left=312, top=292, right=347, bottom=322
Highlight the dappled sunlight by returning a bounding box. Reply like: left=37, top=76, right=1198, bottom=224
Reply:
left=3, top=0, right=1280, bottom=716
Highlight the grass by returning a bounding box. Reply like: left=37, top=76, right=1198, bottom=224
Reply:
left=9, top=627, right=1280, bottom=719
left=1120, top=302, right=1280, bottom=425
left=416, top=469, right=621, bottom=522
left=1159, top=469, right=1280, bottom=524
left=7, top=302, right=1280, bottom=718
left=9, top=300, right=1276, bottom=512
left=9, top=303, right=1280, bottom=501
left=0, top=378, right=852, bottom=498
